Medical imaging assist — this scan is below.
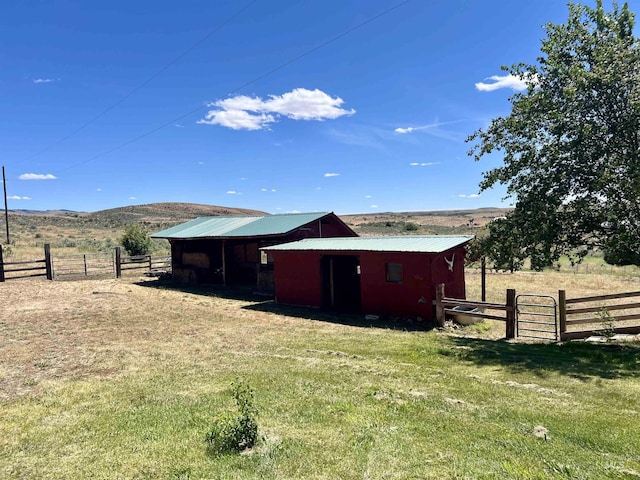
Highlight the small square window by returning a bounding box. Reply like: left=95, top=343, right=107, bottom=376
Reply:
left=386, top=262, right=403, bottom=283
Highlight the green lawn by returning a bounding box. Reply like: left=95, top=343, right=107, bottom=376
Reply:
left=1, top=277, right=639, bottom=479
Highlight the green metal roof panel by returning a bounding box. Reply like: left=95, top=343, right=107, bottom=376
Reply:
left=227, top=212, right=328, bottom=237
left=151, top=212, right=330, bottom=239
left=262, top=235, right=475, bottom=253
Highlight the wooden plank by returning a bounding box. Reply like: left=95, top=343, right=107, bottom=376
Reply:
left=5, top=272, right=47, bottom=280
left=566, top=312, right=640, bottom=326
left=5, top=265, right=47, bottom=273
left=561, top=325, right=640, bottom=341
left=566, top=290, right=640, bottom=304
left=3, top=259, right=46, bottom=266
left=440, top=298, right=508, bottom=310
left=568, top=302, right=640, bottom=315
left=443, top=308, right=507, bottom=322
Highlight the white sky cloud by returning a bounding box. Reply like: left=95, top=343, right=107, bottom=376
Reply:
left=227, top=190, right=238, bottom=194
left=457, top=193, right=481, bottom=198
left=19, top=173, right=57, bottom=180
left=96, top=188, right=102, bottom=192
left=409, top=162, right=440, bottom=166
left=370, top=205, right=378, bottom=208
left=8, top=195, right=31, bottom=200
left=33, top=77, right=59, bottom=84
left=128, top=196, right=137, bottom=200
left=475, top=74, right=528, bottom=92
left=365, top=195, right=372, bottom=198
left=198, top=88, right=355, bottom=131
left=324, top=173, right=340, bottom=177
left=394, top=120, right=465, bottom=138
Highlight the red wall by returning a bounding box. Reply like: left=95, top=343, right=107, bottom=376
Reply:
left=271, top=246, right=467, bottom=319
left=272, top=251, right=323, bottom=307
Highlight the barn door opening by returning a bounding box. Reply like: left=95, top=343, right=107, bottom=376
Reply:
left=321, top=255, right=361, bottom=312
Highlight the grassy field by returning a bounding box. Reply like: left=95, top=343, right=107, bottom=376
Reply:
left=1, top=271, right=639, bottom=479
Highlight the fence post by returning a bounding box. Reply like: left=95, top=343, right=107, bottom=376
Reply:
left=435, top=283, right=445, bottom=327
left=558, top=290, right=567, bottom=340
left=115, top=247, right=122, bottom=278
left=506, top=288, right=516, bottom=339
left=148, top=254, right=152, bottom=271
left=44, top=243, right=52, bottom=280
left=481, top=257, right=486, bottom=302
left=0, top=244, right=4, bottom=282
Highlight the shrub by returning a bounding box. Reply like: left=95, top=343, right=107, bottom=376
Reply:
left=205, top=380, right=258, bottom=454
left=120, top=224, right=153, bottom=256
left=404, top=222, right=419, bottom=231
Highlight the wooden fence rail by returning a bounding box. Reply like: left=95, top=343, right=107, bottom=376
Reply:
left=1, top=244, right=170, bottom=282
left=559, top=289, right=640, bottom=340
left=0, top=244, right=52, bottom=281
left=434, top=284, right=517, bottom=338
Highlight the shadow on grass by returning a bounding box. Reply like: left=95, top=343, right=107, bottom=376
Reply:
left=134, top=278, right=434, bottom=332
left=442, top=336, right=640, bottom=380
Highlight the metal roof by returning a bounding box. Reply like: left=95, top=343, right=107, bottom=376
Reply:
left=151, top=212, right=330, bottom=239
left=261, top=235, right=475, bottom=253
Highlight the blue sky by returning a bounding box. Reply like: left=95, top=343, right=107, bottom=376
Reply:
left=1, top=0, right=633, bottom=214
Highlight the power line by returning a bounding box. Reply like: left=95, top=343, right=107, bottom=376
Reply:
left=26, top=0, right=258, bottom=161
left=60, top=0, right=410, bottom=172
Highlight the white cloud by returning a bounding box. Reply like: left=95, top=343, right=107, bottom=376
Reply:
left=410, top=162, right=440, bottom=167
left=394, top=120, right=465, bottom=140
left=287, top=210, right=301, bottom=214
left=96, top=188, right=102, bottom=192
left=365, top=195, right=372, bottom=199
left=475, top=74, right=528, bottom=92
left=457, top=193, right=481, bottom=198
left=227, top=190, right=238, bottom=194
left=370, top=205, right=378, bottom=208
left=324, top=173, right=340, bottom=177
left=261, top=188, right=268, bottom=192
left=128, top=196, right=137, bottom=200
left=19, top=173, right=57, bottom=180
left=240, top=177, right=247, bottom=181
left=33, top=77, right=59, bottom=84
left=198, top=88, right=355, bottom=131
left=174, top=124, right=185, bottom=128
left=271, top=189, right=276, bottom=192
left=8, top=195, right=31, bottom=200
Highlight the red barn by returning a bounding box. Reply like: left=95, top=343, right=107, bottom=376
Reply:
left=262, top=235, right=473, bottom=319
left=151, top=212, right=356, bottom=288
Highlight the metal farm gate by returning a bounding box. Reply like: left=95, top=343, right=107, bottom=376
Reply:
left=51, top=252, right=115, bottom=279
left=516, top=294, right=558, bottom=341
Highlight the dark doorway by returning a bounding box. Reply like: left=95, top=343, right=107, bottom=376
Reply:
left=321, top=255, right=361, bottom=312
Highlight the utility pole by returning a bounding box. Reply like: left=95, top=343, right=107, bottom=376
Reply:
left=2, top=165, right=9, bottom=244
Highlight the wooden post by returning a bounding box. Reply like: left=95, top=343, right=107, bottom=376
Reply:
left=0, top=244, right=4, bottom=282
left=435, top=283, right=445, bottom=327
left=481, top=256, right=486, bottom=302
left=558, top=290, right=567, bottom=339
left=83, top=254, right=88, bottom=276
left=115, top=247, right=122, bottom=278
left=44, top=243, right=52, bottom=280
left=505, top=288, right=516, bottom=339
left=2, top=165, right=9, bottom=244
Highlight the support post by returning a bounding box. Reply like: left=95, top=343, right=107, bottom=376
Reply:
left=115, top=247, right=122, bottom=278
left=148, top=254, right=152, bottom=271
left=2, top=165, right=9, bottom=244
left=435, top=283, right=445, bottom=327
left=0, top=244, right=4, bottom=282
left=506, top=288, right=516, bottom=339
left=558, top=290, right=567, bottom=339
left=481, top=257, right=486, bottom=302
left=44, top=243, right=52, bottom=280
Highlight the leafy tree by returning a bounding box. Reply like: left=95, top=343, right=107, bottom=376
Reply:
left=467, top=1, right=640, bottom=268
left=120, top=223, right=153, bottom=256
